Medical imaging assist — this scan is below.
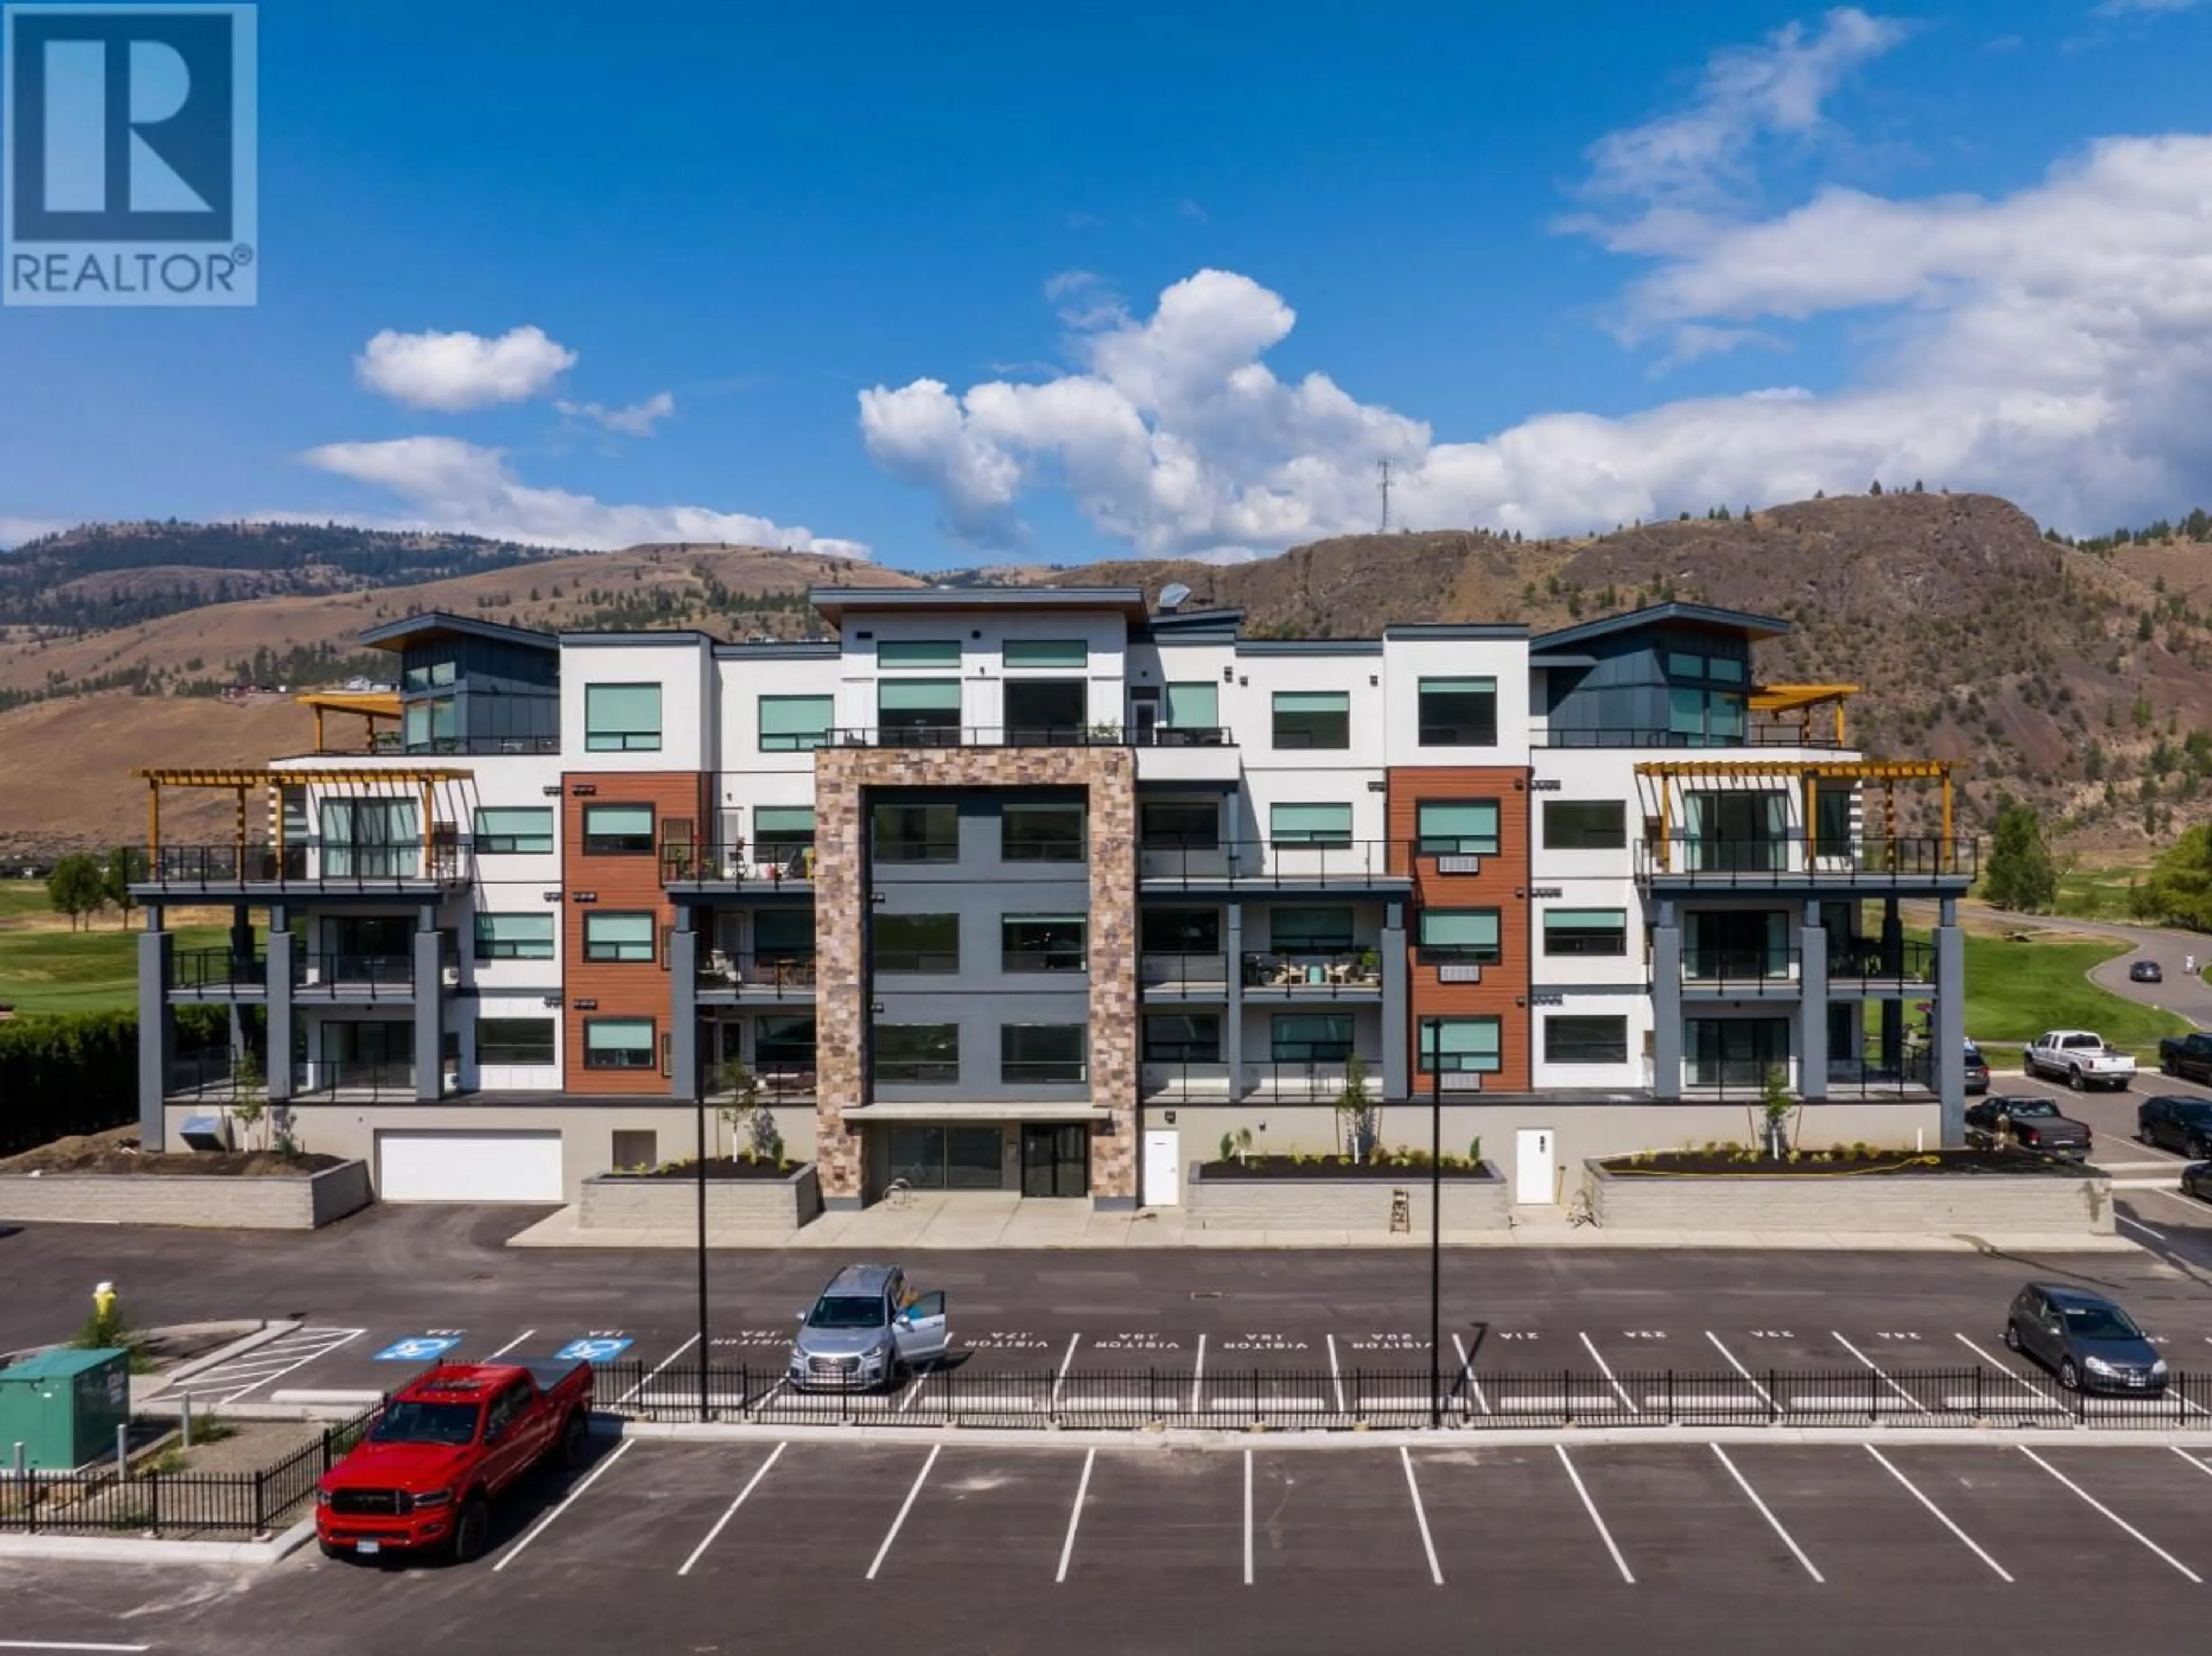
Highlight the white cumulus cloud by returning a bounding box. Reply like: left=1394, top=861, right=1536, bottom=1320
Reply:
left=556, top=390, right=677, bottom=436
left=356, top=325, right=579, bottom=412
left=298, top=436, right=869, bottom=557
left=0, top=516, right=74, bottom=549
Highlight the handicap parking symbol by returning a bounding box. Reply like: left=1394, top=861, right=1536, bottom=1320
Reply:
left=555, top=1337, right=634, bottom=1363
left=374, top=1335, right=464, bottom=1363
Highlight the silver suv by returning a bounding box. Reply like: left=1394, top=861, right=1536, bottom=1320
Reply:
left=788, top=1264, right=949, bottom=1392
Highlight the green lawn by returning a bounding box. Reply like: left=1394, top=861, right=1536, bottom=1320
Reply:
left=1955, top=932, right=2187, bottom=1056
left=0, top=880, right=47, bottom=922
left=0, top=921, right=232, bottom=1015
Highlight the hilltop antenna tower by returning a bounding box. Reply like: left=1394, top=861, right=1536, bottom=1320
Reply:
left=1377, top=460, right=1393, bottom=532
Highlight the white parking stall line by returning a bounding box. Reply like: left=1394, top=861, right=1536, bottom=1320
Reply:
left=2169, top=1446, right=2212, bottom=1482
left=1952, top=1334, right=2063, bottom=1406
left=1052, top=1334, right=1081, bottom=1408
left=2119, top=1213, right=2169, bottom=1241
left=1243, top=1450, right=1255, bottom=1586
left=678, top=1442, right=786, bottom=1576
left=896, top=1368, right=935, bottom=1414
left=1703, top=1332, right=1775, bottom=1411
left=1192, top=1334, right=1206, bottom=1415
left=865, top=1445, right=941, bottom=1582
left=1326, top=1335, right=1346, bottom=1414
left=1710, top=1446, right=1823, bottom=1583
left=1400, top=1447, right=1444, bottom=1586
left=1831, top=1330, right=1929, bottom=1413
left=2017, top=1446, right=2203, bottom=1583
left=1555, top=1445, right=1634, bottom=1585
left=485, top=1330, right=536, bottom=1360
left=1578, top=1333, right=1640, bottom=1414
left=613, top=1333, right=700, bottom=1406
left=1055, top=1447, right=1096, bottom=1585
left=190, top=1327, right=366, bottom=1405
left=492, top=1437, right=635, bottom=1573
left=1451, top=1332, right=1490, bottom=1416
left=1865, top=1446, right=2010, bottom=1582
left=0, top=1643, right=153, bottom=1653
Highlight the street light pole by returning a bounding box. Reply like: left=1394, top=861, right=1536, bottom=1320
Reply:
left=1427, top=1016, right=1442, bottom=1430
left=696, top=1085, right=710, bottom=1423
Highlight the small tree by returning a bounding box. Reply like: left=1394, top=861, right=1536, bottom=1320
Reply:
left=715, top=1058, right=783, bottom=1163
left=45, top=852, right=105, bottom=931
left=1983, top=799, right=2059, bottom=913
left=228, top=1046, right=268, bottom=1152
left=1758, top=1065, right=1794, bottom=1159
left=1334, top=1053, right=1379, bottom=1163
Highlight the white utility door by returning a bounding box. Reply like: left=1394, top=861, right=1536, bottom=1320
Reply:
left=377, top=1129, right=563, bottom=1203
left=1142, top=1129, right=1181, bottom=1207
left=1513, top=1128, right=1555, bottom=1205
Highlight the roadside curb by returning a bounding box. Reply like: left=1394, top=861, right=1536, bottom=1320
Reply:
left=0, top=1515, right=316, bottom=1566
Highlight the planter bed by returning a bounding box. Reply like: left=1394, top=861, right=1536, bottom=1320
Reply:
left=1196, top=1155, right=1494, bottom=1181
left=580, top=1160, right=821, bottom=1235
left=616, top=1156, right=808, bottom=1181
left=1187, top=1158, right=1508, bottom=1231
left=1608, top=1148, right=2089, bottom=1178
left=0, top=1159, right=371, bottom=1230
left=1584, top=1154, right=2112, bottom=1235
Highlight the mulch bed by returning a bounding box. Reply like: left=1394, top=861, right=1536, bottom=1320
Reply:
left=1198, top=1156, right=1494, bottom=1181
left=615, top=1156, right=805, bottom=1181
left=1604, top=1148, right=2091, bottom=1178
left=0, top=1129, right=344, bottom=1178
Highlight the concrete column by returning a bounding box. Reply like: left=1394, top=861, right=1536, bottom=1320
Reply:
left=1650, top=921, right=1683, bottom=1101
left=669, top=912, right=698, bottom=1103
left=1797, top=899, right=1827, bottom=1101
left=265, top=927, right=294, bottom=1103
left=1223, top=901, right=1244, bottom=1097
left=413, top=908, right=442, bottom=1102
left=137, top=927, right=175, bottom=1149
left=1936, top=922, right=1967, bottom=1146
left=1381, top=900, right=1409, bottom=1102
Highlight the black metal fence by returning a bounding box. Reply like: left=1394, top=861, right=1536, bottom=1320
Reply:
left=590, top=1362, right=2212, bottom=1432
left=0, top=1405, right=378, bottom=1539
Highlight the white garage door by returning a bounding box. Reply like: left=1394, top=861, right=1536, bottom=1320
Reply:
left=377, top=1130, right=563, bottom=1203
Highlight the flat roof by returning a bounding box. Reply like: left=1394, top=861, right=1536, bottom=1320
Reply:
left=810, top=585, right=1152, bottom=624
left=357, top=612, right=559, bottom=655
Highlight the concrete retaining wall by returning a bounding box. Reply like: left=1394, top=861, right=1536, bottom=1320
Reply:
left=1584, top=1162, right=2113, bottom=1235
left=578, top=1164, right=822, bottom=1235
left=0, top=1160, right=372, bottom=1230
left=1187, top=1165, right=1509, bottom=1231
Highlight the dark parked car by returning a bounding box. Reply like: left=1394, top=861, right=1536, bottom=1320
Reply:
left=1963, top=1039, right=1990, bottom=1096
left=2138, top=1094, right=2212, bottom=1159
left=2131, top=959, right=2165, bottom=984
left=1964, top=1096, right=2092, bottom=1158
left=2003, top=1283, right=2165, bottom=1394
left=2181, top=1162, right=2212, bottom=1203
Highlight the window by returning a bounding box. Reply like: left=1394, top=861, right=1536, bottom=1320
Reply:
left=1164, top=682, right=1218, bottom=729
left=1421, top=1018, right=1502, bottom=1074
left=760, top=695, right=834, bottom=752
left=1542, top=800, right=1626, bottom=850
left=873, top=801, right=959, bottom=863
left=1144, top=1012, right=1221, bottom=1064
left=1273, top=1013, right=1353, bottom=1062
left=1002, top=801, right=1086, bottom=862
left=754, top=806, right=816, bottom=864
left=1544, top=908, right=1628, bottom=956
left=404, top=697, right=457, bottom=753
left=582, top=804, right=654, bottom=855
left=1418, top=677, right=1497, bottom=746
left=753, top=909, right=813, bottom=962
left=873, top=1022, right=959, bottom=1083
left=320, top=797, right=419, bottom=878
left=1273, top=690, right=1349, bottom=750
left=1142, top=907, right=1219, bottom=952
left=1665, top=651, right=1748, bottom=745
left=874, top=913, right=959, bottom=973
left=1546, top=1015, right=1629, bottom=1065
left=1419, top=909, right=1501, bottom=963
left=474, top=807, right=553, bottom=855
left=583, top=912, right=657, bottom=963
left=1269, top=906, right=1355, bottom=952
left=756, top=1014, right=816, bottom=1069
left=1415, top=800, right=1498, bottom=856
left=584, top=684, right=662, bottom=753
left=1142, top=801, right=1218, bottom=848
left=1002, top=1023, right=1088, bottom=1084
left=478, top=1017, right=556, bottom=1066
left=584, top=1018, right=656, bottom=1070
left=1271, top=803, right=1353, bottom=847
left=878, top=640, right=961, bottom=668
left=877, top=679, right=962, bottom=743
left=403, top=657, right=457, bottom=692
left=1004, top=639, right=1088, bottom=668
left=474, top=913, right=555, bottom=961
left=1002, top=678, right=1087, bottom=741
left=1003, top=914, right=1087, bottom=972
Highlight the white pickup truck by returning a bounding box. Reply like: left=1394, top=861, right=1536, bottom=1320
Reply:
left=2021, top=1030, right=2137, bottom=1091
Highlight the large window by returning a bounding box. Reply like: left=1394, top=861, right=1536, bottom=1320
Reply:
left=1270, top=803, right=1353, bottom=847
left=584, top=1018, right=656, bottom=1070
left=1545, top=1016, right=1628, bottom=1065
left=1419, top=909, right=1501, bottom=963
left=1003, top=638, right=1088, bottom=668
left=474, top=912, right=555, bottom=961
left=1415, top=800, right=1498, bottom=856
left=754, top=806, right=816, bottom=865
left=756, top=1014, right=816, bottom=1070
left=1144, top=1012, right=1221, bottom=1063
left=1002, top=1023, right=1088, bottom=1084
left=1142, top=801, right=1218, bottom=848
left=1418, top=677, right=1498, bottom=746
left=320, top=797, right=418, bottom=878
left=583, top=912, right=657, bottom=963
left=1269, top=906, right=1355, bottom=952
left=1273, top=1013, right=1354, bottom=1062
left=1665, top=649, right=1749, bottom=745
left=759, top=695, right=834, bottom=752
left=1273, top=690, right=1350, bottom=750
left=478, top=1017, right=556, bottom=1067
left=873, top=801, right=958, bottom=863
left=1544, top=908, right=1628, bottom=956
left=878, top=640, right=961, bottom=668
left=584, top=684, right=662, bottom=753
left=878, top=680, right=962, bottom=743
left=1142, top=908, right=1220, bottom=952
left=1003, top=679, right=1087, bottom=742
left=402, top=656, right=457, bottom=692
left=753, top=908, right=815, bottom=963
left=874, top=913, right=959, bottom=973
left=473, top=807, right=554, bottom=855
left=404, top=696, right=457, bottom=753
left=1002, top=914, right=1088, bottom=972
left=1542, top=800, right=1626, bottom=850
left=582, top=804, right=654, bottom=856
left=1164, top=682, right=1218, bottom=731
left=1002, top=801, right=1086, bottom=862
left=1421, top=1018, right=1502, bottom=1074
left=873, top=1022, right=959, bottom=1083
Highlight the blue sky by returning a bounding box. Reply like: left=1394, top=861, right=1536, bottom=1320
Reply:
left=6, top=0, right=2212, bottom=564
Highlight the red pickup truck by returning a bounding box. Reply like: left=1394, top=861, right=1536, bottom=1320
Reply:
left=316, top=1359, right=594, bottom=1563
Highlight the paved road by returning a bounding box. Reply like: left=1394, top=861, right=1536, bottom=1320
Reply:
left=1957, top=901, right=2212, bottom=1029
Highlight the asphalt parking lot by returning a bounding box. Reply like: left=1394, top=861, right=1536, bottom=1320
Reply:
left=1988, top=1063, right=2212, bottom=1263
left=9, top=1438, right=2212, bottom=1654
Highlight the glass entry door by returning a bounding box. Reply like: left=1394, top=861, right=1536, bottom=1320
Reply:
left=1020, top=1124, right=1090, bottom=1197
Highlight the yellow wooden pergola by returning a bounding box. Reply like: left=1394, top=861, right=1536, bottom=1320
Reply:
left=1749, top=682, right=1859, bottom=748
left=131, top=766, right=474, bottom=872
left=294, top=691, right=402, bottom=754
left=1635, top=757, right=1960, bottom=873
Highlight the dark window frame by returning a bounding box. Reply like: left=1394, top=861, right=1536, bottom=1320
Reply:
left=1271, top=691, right=1351, bottom=751
left=872, top=801, right=960, bottom=864
left=1001, top=801, right=1088, bottom=863
left=582, top=910, right=658, bottom=964
left=583, top=1016, right=657, bottom=1070
left=873, top=1022, right=961, bottom=1083
left=1414, top=799, right=1501, bottom=856
left=1417, top=907, right=1502, bottom=964
left=873, top=913, right=960, bottom=974
left=1543, top=908, right=1629, bottom=957
left=1000, top=1022, right=1089, bottom=1084
left=583, top=683, right=664, bottom=753
left=1418, top=1016, right=1505, bottom=1075
left=477, top=1017, right=557, bottom=1067
left=1416, top=677, right=1498, bottom=747
left=1141, top=801, right=1220, bottom=849
left=1541, top=800, right=1627, bottom=850
left=472, top=807, right=555, bottom=856
left=1544, top=1015, right=1629, bottom=1065
left=581, top=803, right=656, bottom=856
left=472, top=912, right=556, bottom=961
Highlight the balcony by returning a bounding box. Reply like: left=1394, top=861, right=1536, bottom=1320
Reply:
left=1241, top=951, right=1384, bottom=999
left=1139, top=952, right=1230, bottom=997
left=1635, top=835, right=1975, bottom=888
left=290, top=1058, right=416, bottom=1099
left=1826, top=936, right=1937, bottom=986
left=362, top=733, right=560, bottom=756
left=293, top=952, right=417, bottom=1000
left=702, top=1063, right=819, bottom=1106
left=1142, top=1057, right=1233, bottom=1101
left=829, top=725, right=1142, bottom=749
left=1139, top=840, right=1411, bottom=891
left=1535, top=724, right=1844, bottom=750
left=144, top=842, right=472, bottom=893
left=1678, top=947, right=1801, bottom=997
left=1241, top=1056, right=1386, bottom=1103
left=698, top=950, right=817, bottom=999
left=661, top=841, right=816, bottom=893
left=166, top=946, right=268, bottom=998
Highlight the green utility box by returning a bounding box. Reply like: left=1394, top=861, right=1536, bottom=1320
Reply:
left=0, top=1348, right=130, bottom=1470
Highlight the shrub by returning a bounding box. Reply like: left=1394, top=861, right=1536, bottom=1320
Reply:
left=0, top=1010, right=229, bottom=1156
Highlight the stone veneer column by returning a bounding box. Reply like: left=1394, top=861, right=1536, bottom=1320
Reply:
left=813, top=749, right=868, bottom=1208
left=1084, top=748, right=1139, bottom=1207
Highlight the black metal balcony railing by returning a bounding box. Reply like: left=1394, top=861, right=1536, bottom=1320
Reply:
left=703, top=1062, right=819, bottom=1105
left=1242, top=951, right=1384, bottom=993
left=1241, top=1054, right=1382, bottom=1102
left=1680, top=947, right=1801, bottom=990
left=149, top=843, right=469, bottom=888
left=999, top=1061, right=1088, bottom=1085
left=872, top=841, right=963, bottom=865
left=831, top=725, right=1142, bottom=750
left=166, top=946, right=268, bottom=995
left=1635, top=835, right=1976, bottom=884
left=1139, top=951, right=1229, bottom=988
left=1135, top=726, right=1234, bottom=748
left=290, top=1058, right=416, bottom=1098
left=364, top=734, right=561, bottom=757
left=873, top=1060, right=961, bottom=1084
left=698, top=951, right=818, bottom=995
left=1826, top=936, right=1938, bottom=981
left=1002, top=947, right=1088, bottom=974
left=294, top=953, right=415, bottom=996
left=165, top=1050, right=236, bottom=1097
left=1139, top=838, right=1410, bottom=887
left=660, top=842, right=816, bottom=887
left=1533, top=725, right=1846, bottom=750
left=1680, top=1042, right=1935, bottom=1100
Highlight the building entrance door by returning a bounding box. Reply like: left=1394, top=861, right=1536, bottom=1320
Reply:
left=1020, top=1124, right=1090, bottom=1197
